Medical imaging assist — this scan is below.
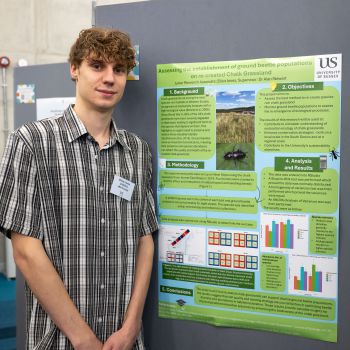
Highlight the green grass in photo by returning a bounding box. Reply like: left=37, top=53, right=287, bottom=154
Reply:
left=216, top=110, right=255, bottom=144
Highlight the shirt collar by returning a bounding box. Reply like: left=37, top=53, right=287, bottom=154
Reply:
left=63, top=105, right=131, bottom=151
left=63, top=105, right=88, bottom=142
left=110, top=119, right=131, bottom=151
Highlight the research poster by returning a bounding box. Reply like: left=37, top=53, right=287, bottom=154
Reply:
left=157, top=54, right=341, bottom=342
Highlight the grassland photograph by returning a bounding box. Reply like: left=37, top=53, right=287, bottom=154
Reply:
left=216, top=90, right=255, bottom=171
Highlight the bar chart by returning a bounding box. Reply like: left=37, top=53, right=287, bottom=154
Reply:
left=265, top=219, right=294, bottom=249
left=261, top=213, right=309, bottom=254
left=294, top=264, right=322, bottom=292
left=289, top=255, right=337, bottom=298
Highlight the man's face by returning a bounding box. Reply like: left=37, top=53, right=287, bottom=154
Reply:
left=70, top=56, right=128, bottom=113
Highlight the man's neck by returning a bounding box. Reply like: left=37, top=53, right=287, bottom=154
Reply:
left=73, top=103, right=114, bottom=149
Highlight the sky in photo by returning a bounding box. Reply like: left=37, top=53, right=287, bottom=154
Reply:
left=216, top=90, right=255, bottom=109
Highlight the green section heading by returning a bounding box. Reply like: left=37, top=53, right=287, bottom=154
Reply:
left=275, top=157, right=322, bottom=172
left=274, top=82, right=323, bottom=91
left=166, top=161, right=204, bottom=169
left=160, top=285, right=193, bottom=297
left=164, top=87, right=204, bottom=96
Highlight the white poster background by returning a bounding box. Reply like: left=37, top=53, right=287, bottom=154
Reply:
left=36, top=97, right=76, bottom=121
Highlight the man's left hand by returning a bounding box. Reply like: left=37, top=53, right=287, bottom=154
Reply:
left=102, top=328, right=137, bottom=350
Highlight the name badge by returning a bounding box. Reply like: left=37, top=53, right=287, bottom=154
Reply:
left=110, top=175, right=135, bottom=201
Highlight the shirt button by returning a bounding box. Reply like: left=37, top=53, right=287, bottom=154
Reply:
left=100, top=251, right=105, bottom=257
left=101, top=218, right=105, bottom=224
left=87, top=135, right=92, bottom=141
left=101, top=284, right=105, bottom=289
left=99, top=186, right=104, bottom=192
left=94, top=155, right=98, bottom=160
left=98, top=317, right=102, bottom=323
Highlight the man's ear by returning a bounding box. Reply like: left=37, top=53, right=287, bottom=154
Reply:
left=70, top=64, right=78, bottom=81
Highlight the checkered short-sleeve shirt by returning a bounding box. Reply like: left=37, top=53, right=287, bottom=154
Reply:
left=0, top=106, right=158, bottom=350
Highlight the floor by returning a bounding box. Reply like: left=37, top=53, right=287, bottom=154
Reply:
left=0, top=273, right=16, bottom=350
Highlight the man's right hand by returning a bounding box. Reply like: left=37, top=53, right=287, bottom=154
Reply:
left=74, top=335, right=103, bottom=350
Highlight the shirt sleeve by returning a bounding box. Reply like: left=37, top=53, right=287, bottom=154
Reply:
left=139, top=150, right=158, bottom=236
left=0, top=131, right=42, bottom=239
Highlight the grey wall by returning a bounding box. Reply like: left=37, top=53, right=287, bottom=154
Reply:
left=13, top=0, right=349, bottom=349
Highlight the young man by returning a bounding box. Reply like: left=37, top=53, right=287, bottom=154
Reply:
left=0, top=28, right=158, bottom=350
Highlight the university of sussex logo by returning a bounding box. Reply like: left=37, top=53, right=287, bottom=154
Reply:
left=314, top=54, right=341, bottom=81
left=319, top=56, right=338, bottom=69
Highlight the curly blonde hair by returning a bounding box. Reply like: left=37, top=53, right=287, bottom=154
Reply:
left=69, top=27, right=136, bottom=72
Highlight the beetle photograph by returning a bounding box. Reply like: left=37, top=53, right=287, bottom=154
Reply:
left=224, top=145, right=248, bottom=163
